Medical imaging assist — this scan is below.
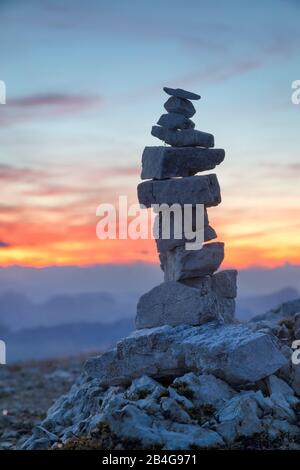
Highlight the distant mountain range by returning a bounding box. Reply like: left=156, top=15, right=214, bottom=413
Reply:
left=0, top=290, right=137, bottom=331
left=0, top=285, right=299, bottom=363
left=235, top=287, right=300, bottom=321
left=0, top=319, right=134, bottom=363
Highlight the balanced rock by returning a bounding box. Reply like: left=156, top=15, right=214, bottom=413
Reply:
left=135, top=279, right=235, bottom=329
left=160, top=242, right=224, bottom=281
left=154, top=206, right=216, bottom=254
left=185, top=270, right=237, bottom=299
left=164, top=96, right=196, bottom=118
left=152, top=125, right=214, bottom=147
left=141, top=146, right=225, bottom=179
left=85, top=323, right=287, bottom=386
left=163, top=87, right=201, bottom=100
left=138, top=174, right=221, bottom=208
left=157, top=113, right=195, bottom=130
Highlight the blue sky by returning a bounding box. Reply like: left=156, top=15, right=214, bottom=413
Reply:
left=0, top=0, right=299, bottom=267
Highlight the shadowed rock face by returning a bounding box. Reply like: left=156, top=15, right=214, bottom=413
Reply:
left=138, top=174, right=221, bottom=208
left=141, top=146, right=225, bottom=179
left=135, top=278, right=235, bottom=329
left=157, top=113, right=195, bottom=130
left=163, top=87, right=201, bottom=100
left=151, top=125, right=214, bottom=147
left=84, top=323, right=287, bottom=387
left=160, top=243, right=225, bottom=281
left=164, top=95, right=196, bottom=117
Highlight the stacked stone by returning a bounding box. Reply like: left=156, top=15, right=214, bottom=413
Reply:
left=84, top=89, right=286, bottom=388
left=136, top=87, right=237, bottom=329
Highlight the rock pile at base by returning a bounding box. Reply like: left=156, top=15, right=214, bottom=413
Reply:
left=22, top=300, right=300, bottom=450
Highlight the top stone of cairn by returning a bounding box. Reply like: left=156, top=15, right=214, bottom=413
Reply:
left=163, top=86, right=201, bottom=101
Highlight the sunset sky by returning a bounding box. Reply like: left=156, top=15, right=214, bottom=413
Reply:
left=0, top=0, right=299, bottom=269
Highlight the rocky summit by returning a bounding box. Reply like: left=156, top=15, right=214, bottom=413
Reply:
left=22, top=88, right=300, bottom=450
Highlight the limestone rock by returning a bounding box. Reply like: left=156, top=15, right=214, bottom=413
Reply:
left=173, top=373, right=235, bottom=408
left=163, top=87, right=201, bottom=100
left=157, top=113, right=195, bottom=130
left=160, top=243, right=224, bottom=281
left=85, top=323, right=287, bottom=386
left=164, top=96, right=196, bottom=118
left=266, top=375, right=299, bottom=406
left=252, top=298, right=300, bottom=325
left=154, top=206, right=216, bottom=254
left=138, top=174, right=221, bottom=208
left=186, top=270, right=237, bottom=299
left=216, top=391, right=263, bottom=441
left=141, top=146, right=225, bottom=179
left=152, top=125, right=214, bottom=147
left=135, top=280, right=235, bottom=329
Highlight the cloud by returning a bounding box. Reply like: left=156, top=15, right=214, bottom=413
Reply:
left=9, top=93, right=100, bottom=109
left=0, top=93, right=101, bottom=126
left=0, top=241, right=10, bottom=248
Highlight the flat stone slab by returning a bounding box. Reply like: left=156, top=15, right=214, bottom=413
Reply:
left=84, top=323, right=287, bottom=386
left=141, top=146, right=225, bottom=179
left=136, top=278, right=235, bottom=329
left=164, top=96, right=196, bottom=118
left=138, top=174, right=221, bottom=208
left=163, top=87, right=201, bottom=101
left=157, top=113, right=195, bottom=130
left=152, top=126, right=214, bottom=147
left=160, top=242, right=225, bottom=281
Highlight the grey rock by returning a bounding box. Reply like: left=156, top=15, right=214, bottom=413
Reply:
left=135, top=280, right=235, bottom=329
left=163, top=87, right=201, bottom=101
left=291, top=363, right=300, bottom=395
left=252, top=298, right=300, bottom=325
left=152, top=125, right=214, bottom=147
left=154, top=206, right=217, bottom=254
left=160, top=243, right=224, bottom=281
left=125, top=375, right=164, bottom=401
left=155, top=223, right=216, bottom=254
left=266, top=375, right=299, bottom=407
left=217, top=391, right=263, bottom=440
left=138, top=174, right=221, bottom=208
left=184, top=270, right=237, bottom=299
left=160, top=397, right=192, bottom=423
left=173, top=373, right=235, bottom=408
left=212, top=270, right=238, bottom=298
left=141, top=146, right=225, bottom=179
left=164, top=96, right=196, bottom=118
left=270, top=392, right=296, bottom=422
left=85, top=323, right=287, bottom=386
left=157, top=113, right=195, bottom=130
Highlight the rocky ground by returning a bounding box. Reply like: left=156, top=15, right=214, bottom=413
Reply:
left=0, top=355, right=88, bottom=450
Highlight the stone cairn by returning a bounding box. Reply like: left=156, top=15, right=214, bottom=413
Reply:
left=136, top=86, right=236, bottom=329
left=85, top=88, right=286, bottom=387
